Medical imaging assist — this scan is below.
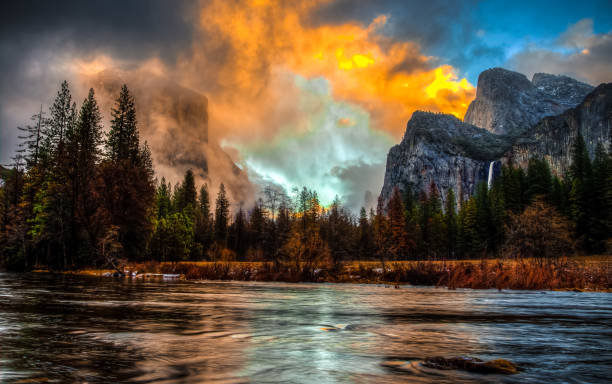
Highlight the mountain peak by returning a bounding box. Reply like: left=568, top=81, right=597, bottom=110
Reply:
left=464, top=67, right=593, bottom=135
left=531, top=72, right=594, bottom=107
left=475, top=68, right=533, bottom=99
left=380, top=68, right=607, bottom=210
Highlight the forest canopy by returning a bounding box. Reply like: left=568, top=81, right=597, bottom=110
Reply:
left=1, top=82, right=611, bottom=271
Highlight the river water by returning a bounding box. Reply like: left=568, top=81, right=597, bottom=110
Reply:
left=0, top=273, right=610, bottom=383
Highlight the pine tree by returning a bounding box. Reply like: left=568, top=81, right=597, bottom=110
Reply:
left=526, top=158, right=552, bottom=202
left=605, top=148, right=612, bottom=244
left=274, top=194, right=293, bottom=261
left=569, top=133, right=593, bottom=248
left=417, top=190, right=430, bottom=255
left=231, top=206, right=247, bottom=259
left=324, top=196, right=351, bottom=265
left=31, top=81, right=78, bottom=269
left=458, top=197, right=479, bottom=257
left=475, top=181, right=498, bottom=253
left=100, top=87, right=155, bottom=261
left=373, top=195, right=390, bottom=265
left=591, top=142, right=611, bottom=251
left=550, top=176, right=569, bottom=216
left=172, top=182, right=183, bottom=213
left=387, top=187, right=408, bottom=260
left=283, top=188, right=328, bottom=270
left=501, top=163, right=526, bottom=213
left=249, top=199, right=266, bottom=253
left=263, top=185, right=281, bottom=220
left=489, top=179, right=506, bottom=253
left=179, top=169, right=197, bottom=214
left=74, top=89, right=103, bottom=171
left=401, top=184, right=419, bottom=257
left=0, top=155, right=27, bottom=269
left=11, top=106, right=48, bottom=267
left=70, top=88, right=105, bottom=266
left=47, top=80, right=77, bottom=157
left=214, top=183, right=230, bottom=247
left=156, top=178, right=172, bottom=219
left=16, top=106, right=46, bottom=169
left=444, top=188, right=457, bottom=258
left=357, top=206, right=374, bottom=260
left=425, top=181, right=446, bottom=258
left=150, top=212, right=193, bottom=263
left=106, top=85, right=139, bottom=163
left=194, top=184, right=212, bottom=257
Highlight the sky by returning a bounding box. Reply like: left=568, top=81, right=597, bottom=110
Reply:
left=1, top=0, right=611, bottom=211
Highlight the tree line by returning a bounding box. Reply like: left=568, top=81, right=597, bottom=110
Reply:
left=1, top=81, right=611, bottom=271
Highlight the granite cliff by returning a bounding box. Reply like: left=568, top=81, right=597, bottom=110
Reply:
left=380, top=67, right=610, bottom=207
left=504, top=82, right=612, bottom=175
left=380, top=112, right=510, bottom=204
left=89, top=70, right=254, bottom=203
left=464, top=68, right=593, bottom=135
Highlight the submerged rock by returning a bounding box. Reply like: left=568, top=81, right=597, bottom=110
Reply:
left=381, top=360, right=409, bottom=368
left=319, top=324, right=358, bottom=332
left=422, top=356, right=519, bottom=374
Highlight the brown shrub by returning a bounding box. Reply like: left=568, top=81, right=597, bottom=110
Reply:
left=128, top=257, right=611, bottom=290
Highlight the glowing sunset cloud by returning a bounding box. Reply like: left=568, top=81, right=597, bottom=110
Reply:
left=189, top=0, right=475, bottom=138
left=159, top=0, right=474, bottom=208
left=3, top=1, right=612, bottom=212
left=25, top=0, right=478, bottom=209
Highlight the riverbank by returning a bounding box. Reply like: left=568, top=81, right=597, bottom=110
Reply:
left=37, top=256, right=612, bottom=291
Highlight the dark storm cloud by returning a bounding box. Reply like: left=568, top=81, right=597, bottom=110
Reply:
left=307, top=0, right=479, bottom=50
left=0, top=0, right=198, bottom=62
left=0, top=0, right=198, bottom=163
left=330, top=161, right=387, bottom=212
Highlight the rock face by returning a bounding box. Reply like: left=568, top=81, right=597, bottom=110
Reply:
left=532, top=73, right=595, bottom=108
left=380, top=67, right=608, bottom=207
left=504, top=83, right=612, bottom=175
left=422, top=356, right=519, bottom=374
left=464, top=68, right=593, bottom=135
left=89, top=69, right=254, bottom=204
left=380, top=112, right=510, bottom=205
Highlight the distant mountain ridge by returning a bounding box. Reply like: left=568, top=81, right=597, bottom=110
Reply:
left=464, top=68, right=593, bottom=136
left=504, top=82, right=612, bottom=175
left=88, top=69, right=254, bottom=204
left=380, top=67, right=611, bottom=206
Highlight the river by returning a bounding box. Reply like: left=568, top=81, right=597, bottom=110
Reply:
left=0, top=273, right=610, bottom=383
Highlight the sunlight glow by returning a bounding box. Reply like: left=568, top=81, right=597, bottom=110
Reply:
left=425, top=67, right=474, bottom=99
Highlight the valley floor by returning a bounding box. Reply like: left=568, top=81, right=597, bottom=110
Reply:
left=35, top=255, right=612, bottom=291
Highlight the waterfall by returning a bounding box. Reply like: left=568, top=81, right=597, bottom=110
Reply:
left=487, top=161, right=495, bottom=190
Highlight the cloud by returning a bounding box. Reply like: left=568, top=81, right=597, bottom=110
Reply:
left=181, top=0, right=475, bottom=141
left=507, top=19, right=612, bottom=85
left=228, top=74, right=392, bottom=210
left=82, top=67, right=255, bottom=206
left=0, top=0, right=198, bottom=164
left=330, top=161, right=387, bottom=212
left=0, top=0, right=196, bottom=62
left=0, top=0, right=477, bottom=212
left=306, top=0, right=479, bottom=49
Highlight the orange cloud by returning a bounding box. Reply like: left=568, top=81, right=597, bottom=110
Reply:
left=185, top=0, right=475, bottom=138
left=69, top=0, right=477, bottom=207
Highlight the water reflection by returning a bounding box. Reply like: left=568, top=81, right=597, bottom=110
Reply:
left=0, top=273, right=610, bottom=383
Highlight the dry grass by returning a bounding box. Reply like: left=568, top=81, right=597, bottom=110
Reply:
left=52, top=255, right=612, bottom=291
